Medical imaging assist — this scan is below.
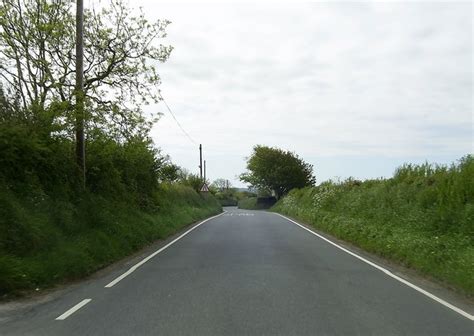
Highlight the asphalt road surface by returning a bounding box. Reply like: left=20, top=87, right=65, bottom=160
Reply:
left=1, top=208, right=472, bottom=335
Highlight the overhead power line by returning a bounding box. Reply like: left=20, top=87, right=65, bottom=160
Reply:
left=159, top=93, right=197, bottom=145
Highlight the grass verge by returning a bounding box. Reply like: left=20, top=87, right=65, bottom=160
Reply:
left=0, top=183, right=221, bottom=298
left=272, top=156, right=474, bottom=296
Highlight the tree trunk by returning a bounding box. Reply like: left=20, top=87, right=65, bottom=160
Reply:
left=75, top=0, right=85, bottom=186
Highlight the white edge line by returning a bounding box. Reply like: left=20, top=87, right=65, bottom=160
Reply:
left=104, top=212, right=225, bottom=288
left=275, top=213, right=474, bottom=321
left=55, top=299, right=91, bottom=320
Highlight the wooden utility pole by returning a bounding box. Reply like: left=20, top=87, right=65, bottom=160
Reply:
left=75, top=0, right=85, bottom=186
left=199, top=144, right=203, bottom=180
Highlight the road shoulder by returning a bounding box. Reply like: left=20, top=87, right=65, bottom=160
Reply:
left=0, top=210, right=224, bottom=324
left=270, top=210, right=474, bottom=316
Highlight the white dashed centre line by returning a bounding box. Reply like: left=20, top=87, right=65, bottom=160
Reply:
left=55, top=299, right=92, bottom=321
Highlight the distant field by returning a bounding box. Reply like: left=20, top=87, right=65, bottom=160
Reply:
left=272, top=156, right=474, bottom=296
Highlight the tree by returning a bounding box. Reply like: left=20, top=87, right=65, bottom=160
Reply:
left=0, top=84, right=12, bottom=122
left=240, top=145, right=316, bottom=199
left=76, top=0, right=85, bottom=184
left=212, top=178, right=231, bottom=192
left=158, top=162, right=181, bottom=182
left=0, top=0, right=173, bottom=139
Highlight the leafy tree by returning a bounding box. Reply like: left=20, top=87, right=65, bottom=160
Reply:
left=0, top=84, right=11, bottom=122
left=211, top=178, right=231, bottom=192
left=158, top=162, right=181, bottom=183
left=0, top=0, right=173, bottom=139
left=240, top=145, right=316, bottom=199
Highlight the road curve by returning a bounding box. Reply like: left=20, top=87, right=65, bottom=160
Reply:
left=0, top=208, right=472, bottom=335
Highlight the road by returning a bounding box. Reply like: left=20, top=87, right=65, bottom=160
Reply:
left=0, top=208, right=472, bottom=335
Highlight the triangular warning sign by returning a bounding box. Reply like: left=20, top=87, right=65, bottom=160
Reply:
left=200, top=183, right=210, bottom=192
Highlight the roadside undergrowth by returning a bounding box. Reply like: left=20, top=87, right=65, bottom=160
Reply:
left=0, top=125, right=221, bottom=298
left=272, top=155, right=474, bottom=296
left=0, top=182, right=221, bottom=298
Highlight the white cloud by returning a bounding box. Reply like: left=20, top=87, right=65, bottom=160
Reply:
left=99, top=1, right=472, bottom=185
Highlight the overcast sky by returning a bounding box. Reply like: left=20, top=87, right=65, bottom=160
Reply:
left=94, top=0, right=473, bottom=187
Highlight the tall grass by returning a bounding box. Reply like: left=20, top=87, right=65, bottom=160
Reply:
left=0, top=182, right=221, bottom=297
left=272, top=156, right=474, bottom=295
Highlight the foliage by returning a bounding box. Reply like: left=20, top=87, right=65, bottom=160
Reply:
left=240, top=145, right=316, bottom=199
left=0, top=182, right=220, bottom=296
left=0, top=122, right=161, bottom=201
left=0, top=119, right=221, bottom=296
left=211, top=178, right=231, bottom=192
left=237, top=197, right=259, bottom=210
left=214, top=191, right=237, bottom=206
left=0, top=0, right=222, bottom=298
left=213, top=189, right=238, bottom=206
left=0, top=98, right=221, bottom=296
left=272, top=156, right=474, bottom=295
left=0, top=0, right=173, bottom=139
left=0, top=84, right=16, bottom=122
left=158, top=162, right=181, bottom=183
left=178, top=169, right=205, bottom=193
left=238, top=196, right=276, bottom=210
left=210, top=178, right=258, bottom=206
left=211, top=179, right=235, bottom=205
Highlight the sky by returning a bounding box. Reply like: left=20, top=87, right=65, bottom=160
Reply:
left=93, top=0, right=473, bottom=187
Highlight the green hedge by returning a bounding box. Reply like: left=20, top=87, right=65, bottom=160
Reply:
left=0, top=182, right=221, bottom=296
left=272, top=156, right=474, bottom=296
left=0, top=123, right=221, bottom=297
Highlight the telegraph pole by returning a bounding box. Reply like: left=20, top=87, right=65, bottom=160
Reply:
left=199, top=144, right=203, bottom=180
left=75, top=0, right=85, bottom=187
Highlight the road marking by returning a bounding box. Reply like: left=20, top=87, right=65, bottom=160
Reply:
left=105, top=212, right=225, bottom=288
left=224, top=213, right=254, bottom=216
left=55, top=299, right=91, bottom=320
left=275, top=213, right=474, bottom=321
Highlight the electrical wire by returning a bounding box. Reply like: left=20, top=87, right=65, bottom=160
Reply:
left=159, top=93, right=198, bottom=145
